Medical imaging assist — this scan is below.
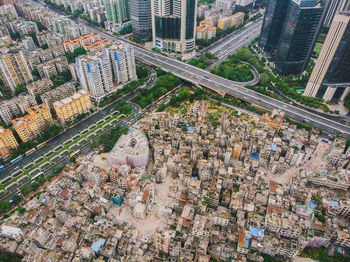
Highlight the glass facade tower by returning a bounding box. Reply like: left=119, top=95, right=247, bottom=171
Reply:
left=304, top=13, right=350, bottom=102
left=130, top=0, right=153, bottom=42
left=274, top=0, right=325, bottom=75
left=152, top=0, right=197, bottom=53
left=259, top=0, right=289, bottom=54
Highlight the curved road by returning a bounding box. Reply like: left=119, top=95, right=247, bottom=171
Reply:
left=30, top=1, right=350, bottom=139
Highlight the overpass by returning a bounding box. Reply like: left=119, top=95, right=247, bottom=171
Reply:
left=70, top=21, right=350, bottom=139
left=32, top=1, right=350, bottom=139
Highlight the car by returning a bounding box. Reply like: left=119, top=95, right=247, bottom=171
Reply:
left=204, top=76, right=209, bottom=79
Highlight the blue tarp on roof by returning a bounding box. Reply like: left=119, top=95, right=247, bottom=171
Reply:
left=330, top=200, right=339, bottom=207
left=251, top=152, right=259, bottom=159
left=187, top=126, right=195, bottom=131
left=245, top=236, right=250, bottom=249
left=91, top=238, right=105, bottom=254
left=271, top=143, right=277, bottom=151
left=41, top=198, right=47, bottom=203
left=249, top=226, right=264, bottom=238
left=310, top=200, right=316, bottom=209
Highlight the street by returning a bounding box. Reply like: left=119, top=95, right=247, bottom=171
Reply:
left=0, top=70, right=156, bottom=178
left=30, top=0, right=350, bottom=139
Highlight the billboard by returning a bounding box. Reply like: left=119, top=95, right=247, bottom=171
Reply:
left=155, top=39, right=163, bottom=49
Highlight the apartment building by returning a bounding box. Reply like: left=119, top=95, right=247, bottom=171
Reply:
left=0, top=49, right=33, bottom=93
left=36, top=56, right=69, bottom=79
left=196, top=19, right=216, bottom=39
left=41, top=82, right=76, bottom=109
left=63, top=33, right=101, bottom=52
left=105, top=42, right=137, bottom=85
left=0, top=127, right=18, bottom=158
left=12, top=104, right=53, bottom=142
left=0, top=94, right=37, bottom=126
left=53, top=90, right=92, bottom=123
left=75, top=52, right=114, bottom=101
left=26, top=77, right=53, bottom=97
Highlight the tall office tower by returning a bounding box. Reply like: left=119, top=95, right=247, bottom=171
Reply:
left=75, top=52, right=114, bottom=101
left=130, top=0, right=152, bottom=42
left=104, top=0, right=130, bottom=25
left=304, top=13, right=350, bottom=102
left=259, top=0, right=289, bottom=54
left=105, top=42, right=137, bottom=84
left=151, top=0, right=197, bottom=53
left=0, top=49, right=33, bottom=93
left=323, top=0, right=349, bottom=27
left=274, top=0, right=326, bottom=75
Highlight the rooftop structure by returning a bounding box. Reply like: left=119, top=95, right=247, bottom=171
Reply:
left=109, top=128, right=149, bottom=167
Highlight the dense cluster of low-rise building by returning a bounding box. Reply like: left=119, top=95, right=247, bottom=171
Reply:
left=1, top=100, right=349, bottom=261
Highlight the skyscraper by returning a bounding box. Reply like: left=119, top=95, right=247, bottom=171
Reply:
left=274, top=0, right=325, bottom=75
left=304, top=13, right=350, bottom=102
left=130, top=0, right=152, bottom=42
left=259, top=0, right=289, bottom=54
left=323, top=0, right=349, bottom=27
left=151, top=0, right=197, bottom=53
left=104, top=0, right=130, bottom=25
left=104, top=42, right=137, bottom=84
left=76, top=52, right=114, bottom=101
left=0, top=49, right=33, bottom=93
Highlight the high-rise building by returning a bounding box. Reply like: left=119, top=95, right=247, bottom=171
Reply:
left=104, top=0, right=130, bottom=25
left=75, top=52, right=114, bottom=101
left=274, top=0, right=326, bottom=75
left=53, top=90, right=92, bottom=123
left=304, top=13, right=350, bottom=102
left=104, top=42, right=137, bottom=85
left=323, top=0, right=349, bottom=27
left=259, top=0, right=289, bottom=54
left=151, top=0, right=197, bottom=53
left=12, top=104, right=53, bottom=142
left=0, top=127, right=18, bottom=158
left=130, top=0, right=152, bottom=42
left=0, top=49, right=33, bottom=93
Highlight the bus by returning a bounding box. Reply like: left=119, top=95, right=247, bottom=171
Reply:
left=36, top=142, right=46, bottom=150
left=70, top=150, right=80, bottom=158
left=31, top=172, right=44, bottom=181
left=25, top=148, right=36, bottom=156
left=10, top=155, right=23, bottom=165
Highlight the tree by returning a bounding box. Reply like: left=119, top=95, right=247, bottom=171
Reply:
left=136, top=65, right=149, bottom=79
left=32, top=68, right=40, bottom=78
left=12, top=194, right=22, bottom=205
left=34, top=21, right=47, bottom=31
left=17, top=206, right=26, bottom=214
left=0, top=200, right=11, bottom=212
left=115, top=102, right=132, bottom=115
left=21, top=186, right=31, bottom=196
left=69, top=155, right=77, bottom=163
left=65, top=47, right=87, bottom=63
left=37, top=177, right=46, bottom=185
left=317, top=214, right=326, bottom=223
left=35, top=94, right=43, bottom=104
left=30, top=182, right=40, bottom=191
left=14, top=84, right=27, bottom=95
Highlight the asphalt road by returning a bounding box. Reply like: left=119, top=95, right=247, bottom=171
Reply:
left=207, top=19, right=263, bottom=70
left=0, top=70, right=156, bottom=178
left=2, top=102, right=141, bottom=202
left=31, top=0, right=350, bottom=139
